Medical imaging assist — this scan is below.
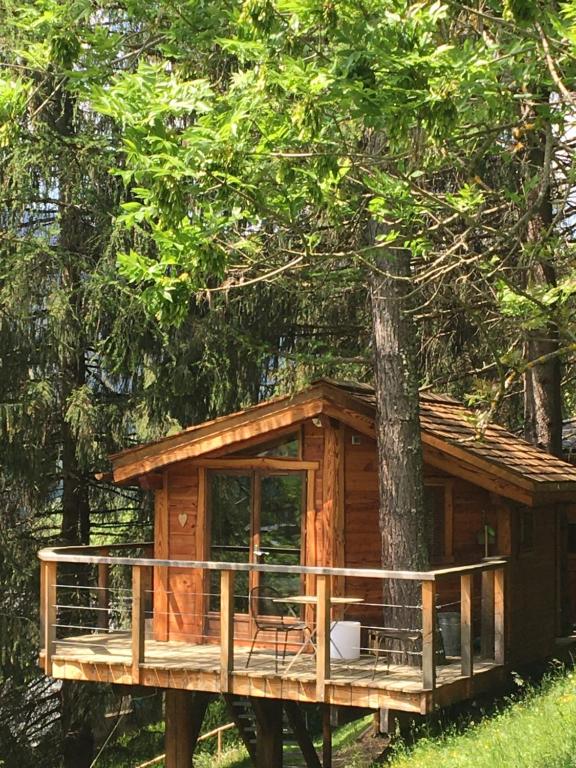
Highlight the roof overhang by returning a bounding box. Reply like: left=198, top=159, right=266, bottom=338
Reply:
left=108, top=381, right=576, bottom=506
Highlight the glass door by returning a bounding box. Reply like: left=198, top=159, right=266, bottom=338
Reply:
left=208, top=469, right=305, bottom=615
left=208, top=472, right=251, bottom=613
left=257, top=472, right=304, bottom=598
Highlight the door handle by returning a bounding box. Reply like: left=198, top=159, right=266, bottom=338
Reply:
left=253, top=548, right=269, bottom=558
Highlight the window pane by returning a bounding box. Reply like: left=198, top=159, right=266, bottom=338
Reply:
left=259, top=473, right=303, bottom=597
left=209, top=473, right=251, bottom=612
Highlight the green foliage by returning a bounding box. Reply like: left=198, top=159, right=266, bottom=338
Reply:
left=389, top=669, right=576, bottom=768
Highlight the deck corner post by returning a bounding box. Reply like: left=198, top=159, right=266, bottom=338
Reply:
left=97, top=554, right=110, bottom=630
left=460, top=573, right=474, bottom=677
left=494, top=566, right=505, bottom=665
left=481, top=568, right=495, bottom=658
left=316, top=573, right=331, bottom=702
left=42, top=560, right=57, bottom=676
left=132, top=563, right=145, bottom=684
left=220, top=569, right=235, bottom=692
left=421, top=579, right=436, bottom=692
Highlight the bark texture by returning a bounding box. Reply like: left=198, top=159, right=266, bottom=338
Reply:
left=368, top=233, right=428, bottom=654
left=521, top=114, right=562, bottom=458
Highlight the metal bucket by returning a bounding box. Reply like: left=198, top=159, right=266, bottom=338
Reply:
left=438, top=612, right=461, bottom=657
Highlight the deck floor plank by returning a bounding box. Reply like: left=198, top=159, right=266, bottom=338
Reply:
left=48, top=632, right=503, bottom=712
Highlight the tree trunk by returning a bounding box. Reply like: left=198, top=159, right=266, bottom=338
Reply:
left=521, top=107, right=569, bottom=634
left=521, top=105, right=563, bottom=458
left=368, top=231, right=428, bottom=658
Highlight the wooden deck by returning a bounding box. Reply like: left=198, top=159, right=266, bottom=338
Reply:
left=44, top=631, right=504, bottom=714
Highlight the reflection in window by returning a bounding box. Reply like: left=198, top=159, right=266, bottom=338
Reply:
left=233, top=433, right=299, bottom=458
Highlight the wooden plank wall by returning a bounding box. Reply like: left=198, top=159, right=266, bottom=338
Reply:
left=566, top=505, right=576, bottom=628
left=505, top=507, right=557, bottom=663
left=153, top=417, right=560, bottom=664
left=157, top=461, right=205, bottom=642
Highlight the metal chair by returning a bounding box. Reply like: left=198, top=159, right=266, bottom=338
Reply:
left=245, top=585, right=311, bottom=673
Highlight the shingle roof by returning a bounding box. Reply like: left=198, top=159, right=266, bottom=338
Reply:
left=109, top=379, right=576, bottom=502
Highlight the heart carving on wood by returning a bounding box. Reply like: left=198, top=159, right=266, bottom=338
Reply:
left=178, top=513, right=188, bottom=528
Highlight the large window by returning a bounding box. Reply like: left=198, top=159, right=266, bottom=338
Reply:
left=208, top=469, right=304, bottom=612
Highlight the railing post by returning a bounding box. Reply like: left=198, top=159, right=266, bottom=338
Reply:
left=132, top=564, right=145, bottom=684
left=97, top=555, right=109, bottom=630
left=220, top=570, right=235, bottom=692
left=421, top=580, right=436, bottom=691
left=42, top=560, right=57, bottom=676
left=494, top=567, right=505, bottom=664
left=316, top=574, right=331, bottom=702
left=481, top=568, right=495, bottom=658
left=460, top=573, right=473, bottom=677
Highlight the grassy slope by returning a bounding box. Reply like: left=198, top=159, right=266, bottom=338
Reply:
left=389, top=670, right=576, bottom=768
left=100, top=670, right=576, bottom=768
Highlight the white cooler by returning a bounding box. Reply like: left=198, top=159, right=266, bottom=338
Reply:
left=330, top=620, right=361, bottom=660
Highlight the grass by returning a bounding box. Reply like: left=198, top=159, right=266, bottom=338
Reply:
left=388, top=668, right=576, bottom=768
left=98, top=668, right=576, bottom=768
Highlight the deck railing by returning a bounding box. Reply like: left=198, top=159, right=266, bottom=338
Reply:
left=38, top=544, right=506, bottom=699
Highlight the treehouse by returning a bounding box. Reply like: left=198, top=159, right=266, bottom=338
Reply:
left=39, top=380, right=576, bottom=767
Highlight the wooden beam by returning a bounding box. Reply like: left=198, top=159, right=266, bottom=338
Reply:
left=220, top=570, right=235, bottom=693
left=154, top=480, right=169, bottom=642
left=112, top=395, right=328, bottom=482
left=322, top=704, right=332, bottom=768
left=305, top=467, right=317, bottom=623
left=481, top=569, right=495, bottom=659
left=252, top=697, right=283, bottom=768
left=195, top=466, right=208, bottom=642
left=316, top=574, right=331, bottom=701
left=322, top=419, right=345, bottom=598
left=164, top=690, right=210, bottom=768
left=195, top=458, right=319, bottom=471
left=423, top=443, right=536, bottom=506
left=421, top=581, right=436, bottom=691
left=132, top=564, right=145, bottom=684
left=460, top=573, right=473, bottom=678
left=97, top=557, right=109, bottom=630
left=494, top=567, right=505, bottom=665
left=284, top=701, right=322, bottom=768
left=43, top=561, right=57, bottom=676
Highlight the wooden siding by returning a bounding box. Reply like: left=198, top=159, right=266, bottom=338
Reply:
left=162, top=462, right=205, bottom=642
left=155, top=416, right=561, bottom=667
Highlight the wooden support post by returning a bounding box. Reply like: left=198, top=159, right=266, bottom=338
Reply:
left=165, top=690, right=210, bottom=768
left=460, top=573, right=473, bottom=677
left=284, top=701, right=322, bottom=768
left=494, top=567, right=505, bottom=665
left=154, top=482, right=169, bottom=642
left=421, top=580, right=436, bottom=691
left=481, top=569, right=495, bottom=659
left=375, top=708, right=397, bottom=736
left=316, top=574, right=331, bottom=702
left=322, top=704, right=332, bottom=768
left=97, top=559, right=109, bottom=630
left=220, top=570, right=235, bottom=693
left=132, top=564, right=145, bottom=684
left=253, top=697, right=283, bottom=768
left=43, top=561, right=57, bottom=676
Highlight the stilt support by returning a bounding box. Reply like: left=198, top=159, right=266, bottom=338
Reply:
left=252, top=697, right=284, bottom=768
left=322, top=704, right=332, bottom=768
left=164, top=690, right=210, bottom=768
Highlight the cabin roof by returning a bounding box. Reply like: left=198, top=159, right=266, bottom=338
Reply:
left=109, top=379, right=576, bottom=505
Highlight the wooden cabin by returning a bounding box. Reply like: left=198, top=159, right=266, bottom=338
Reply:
left=39, top=380, right=576, bottom=768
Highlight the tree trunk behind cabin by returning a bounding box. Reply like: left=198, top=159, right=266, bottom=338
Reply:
left=521, top=102, right=563, bottom=458
left=521, top=111, right=569, bottom=634
left=368, top=235, right=428, bottom=662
